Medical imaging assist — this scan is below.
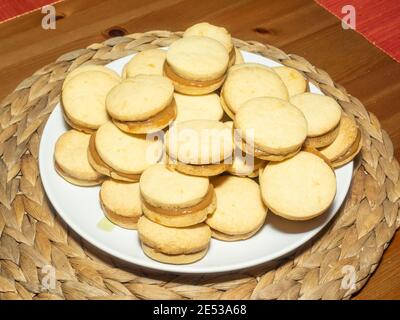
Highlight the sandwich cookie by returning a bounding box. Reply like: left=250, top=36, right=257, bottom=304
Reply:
left=206, top=176, right=267, bottom=241
left=319, top=114, right=362, bottom=168
left=260, top=151, right=337, bottom=220
left=54, top=130, right=104, bottom=186
left=88, top=122, right=163, bottom=182
left=100, top=180, right=142, bottom=229
left=139, top=164, right=216, bottom=227
left=174, top=93, right=224, bottom=123
left=166, top=120, right=233, bottom=176
left=165, top=36, right=229, bottom=95
left=273, top=66, right=308, bottom=97
left=183, top=22, right=236, bottom=66
left=225, top=121, right=265, bottom=178
left=106, top=75, right=176, bottom=134
left=62, top=65, right=120, bottom=90
left=137, top=216, right=211, bottom=264
left=290, top=93, right=342, bottom=148
left=234, top=97, right=307, bottom=161
left=62, top=71, right=120, bottom=133
left=221, top=63, right=289, bottom=118
left=122, top=49, right=166, bottom=79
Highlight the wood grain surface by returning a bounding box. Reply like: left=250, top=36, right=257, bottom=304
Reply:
left=0, top=0, right=399, bottom=299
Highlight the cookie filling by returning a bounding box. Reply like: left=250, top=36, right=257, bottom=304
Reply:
left=240, top=140, right=301, bottom=161
left=141, top=185, right=215, bottom=216
left=169, top=160, right=229, bottom=176
left=304, top=122, right=340, bottom=148
left=88, top=133, right=141, bottom=182
left=163, top=62, right=226, bottom=88
left=100, top=196, right=140, bottom=229
left=331, top=129, right=362, bottom=167
left=112, top=99, right=177, bottom=134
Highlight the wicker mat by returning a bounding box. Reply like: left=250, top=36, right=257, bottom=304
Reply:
left=0, top=31, right=399, bottom=300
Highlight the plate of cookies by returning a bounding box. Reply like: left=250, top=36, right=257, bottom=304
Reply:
left=39, top=23, right=362, bottom=273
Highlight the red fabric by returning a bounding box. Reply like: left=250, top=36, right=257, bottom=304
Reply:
left=316, top=0, right=400, bottom=62
left=0, top=0, right=58, bottom=22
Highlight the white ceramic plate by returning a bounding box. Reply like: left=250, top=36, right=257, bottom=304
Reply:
left=39, top=50, right=353, bottom=274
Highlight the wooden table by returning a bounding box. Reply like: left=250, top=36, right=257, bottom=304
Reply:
left=0, top=0, right=399, bottom=299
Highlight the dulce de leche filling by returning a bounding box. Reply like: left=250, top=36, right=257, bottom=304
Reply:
left=142, top=185, right=215, bottom=216
left=112, top=99, right=177, bottom=132
left=88, top=133, right=141, bottom=181
left=164, top=62, right=226, bottom=88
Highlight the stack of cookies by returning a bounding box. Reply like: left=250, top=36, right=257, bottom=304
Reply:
left=54, top=22, right=362, bottom=265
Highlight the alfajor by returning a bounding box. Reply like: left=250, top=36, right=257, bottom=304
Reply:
left=122, top=49, right=166, bottom=79
left=62, top=70, right=120, bottom=133
left=164, top=36, right=229, bottom=95
left=54, top=130, right=104, bottom=186
left=290, top=93, right=342, bottom=148
left=88, top=122, right=162, bottom=182
left=206, top=176, right=267, bottom=241
left=100, top=179, right=142, bottom=229
left=221, top=63, right=289, bottom=118
left=166, top=120, right=233, bottom=176
left=137, top=216, right=211, bottom=264
left=319, top=114, right=362, bottom=168
left=174, top=93, right=224, bottom=123
left=273, top=66, right=308, bottom=97
left=63, top=65, right=120, bottom=90
left=234, top=97, right=307, bottom=161
left=139, top=164, right=216, bottom=227
left=183, top=22, right=236, bottom=66
left=106, top=75, right=176, bottom=134
left=225, top=121, right=265, bottom=178
left=260, top=151, right=336, bottom=220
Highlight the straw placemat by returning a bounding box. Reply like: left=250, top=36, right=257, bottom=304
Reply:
left=0, top=31, right=399, bottom=300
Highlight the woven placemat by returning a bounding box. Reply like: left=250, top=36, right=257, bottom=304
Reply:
left=0, top=31, right=399, bottom=300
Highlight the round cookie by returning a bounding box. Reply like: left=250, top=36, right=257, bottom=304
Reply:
left=174, top=93, right=223, bottom=123
left=206, top=176, right=267, bottom=241
left=54, top=130, right=104, bottom=186
left=88, top=122, right=163, bottom=182
left=273, top=66, right=307, bottom=97
left=63, top=65, right=120, bottom=90
left=106, top=75, right=176, bottom=134
left=137, top=216, right=211, bottom=264
left=183, top=22, right=235, bottom=66
left=319, top=114, right=362, bottom=168
left=234, top=97, right=307, bottom=160
left=165, top=120, right=233, bottom=176
left=62, top=71, right=120, bottom=132
left=290, top=93, right=342, bottom=148
left=122, top=49, right=166, bottom=78
left=100, top=180, right=142, bottom=229
left=221, top=63, right=289, bottom=118
left=139, top=164, right=216, bottom=227
left=165, top=36, right=229, bottom=95
left=260, top=151, right=337, bottom=220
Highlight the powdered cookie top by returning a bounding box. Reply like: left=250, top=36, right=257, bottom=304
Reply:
left=222, top=63, right=289, bottom=114
left=166, top=36, right=229, bottom=81
left=235, top=97, right=307, bottom=155
left=183, top=22, right=233, bottom=52
left=123, top=49, right=166, bottom=78
left=140, top=164, right=210, bottom=209
left=95, top=122, right=162, bottom=174
left=273, top=66, right=307, bottom=97
left=166, top=120, right=233, bottom=165
left=174, top=93, right=223, bottom=123
left=290, top=93, right=342, bottom=137
left=260, top=151, right=336, bottom=220
left=62, top=71, right=120, bottom=130
left=106, top=75, right=174, bottom=121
